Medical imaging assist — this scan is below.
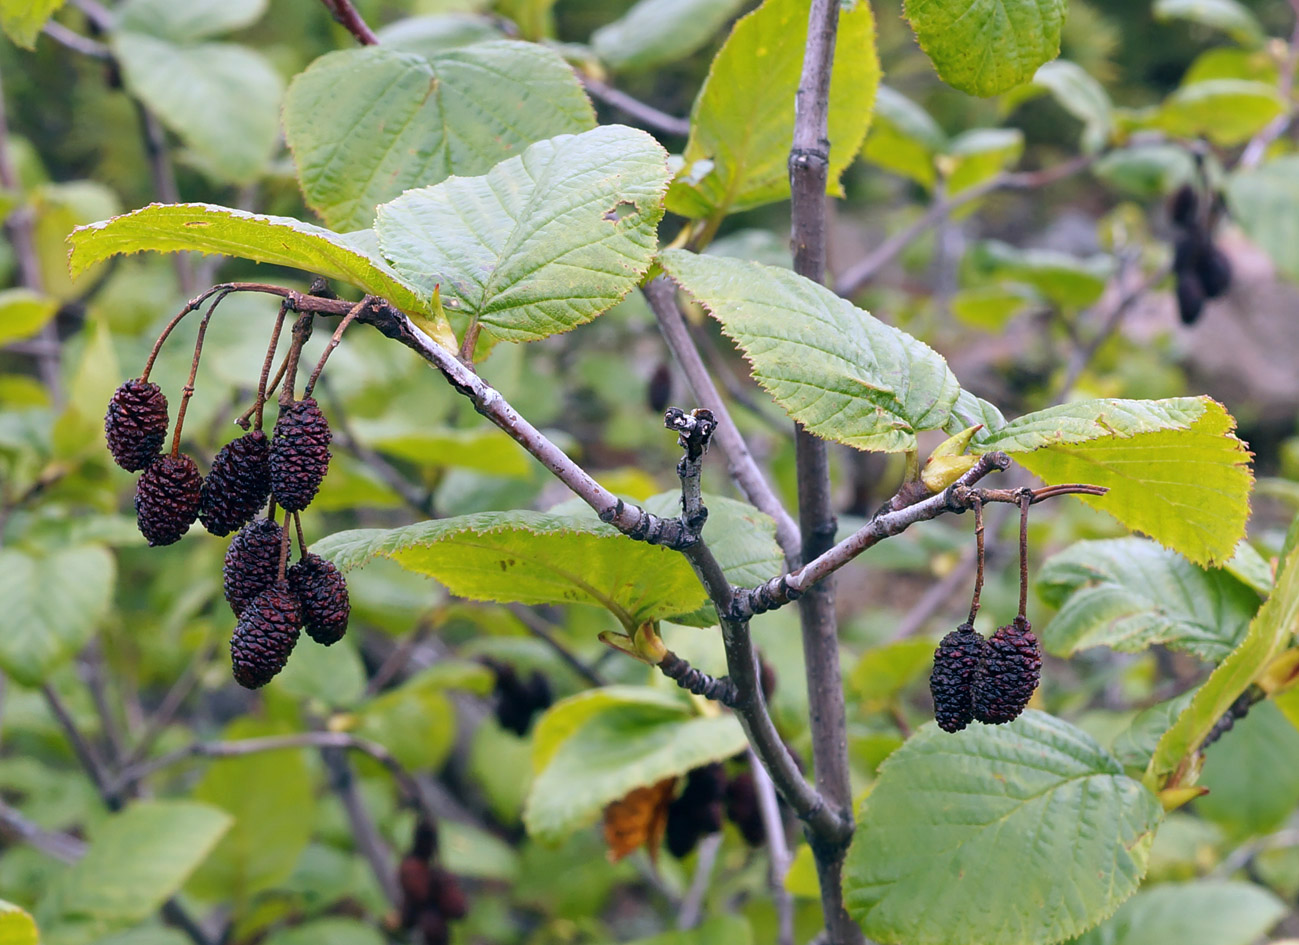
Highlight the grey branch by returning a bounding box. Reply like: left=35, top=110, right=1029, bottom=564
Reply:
left=582, top=78, right=692, bottom=138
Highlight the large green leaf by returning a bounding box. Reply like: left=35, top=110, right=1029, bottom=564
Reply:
left=524, top=693, right=747, bottom=841
left=1152, top=0, right=1265, bottom=47
left=375, top=125, right=669, bottom=344
left=186, top=720, right=317, bottom=905
left=66, top=203, right=454, bottom=346
left=1069, top=880, right=1285, bottom=945
left=592, top=0, right=747, bottom=73
left=1227, top=156, right=1299, bottom=282
left=659, top=250, right=960, bottom=453
left=961, top=396, right=1251, bottom=566
left=313, top=509, right=705, bottom=628
left=1146, top=544, right=1299, bottom=790
left=1037, top=538, right=1260, bottom=661
left=113, top=33, right=282, bottom=185
left=0, top=288, right=59, bottom=347
left=844, top=711, right=1162, bottom=945
left=903, top=0, right=1066, bottom=97
left=1195, top=702, right=1299, bottom=838
left=283, top=43, right=595, bottom=231
left=40, top=801, right=231, bottom=924
left=1156, top=79, right=1284, bottom=146
left=117, top=0, right=266, bottom=42
left=0, top=0, right=65, bottom=49
left=0, top=545, right=114, bottom=686
left=665, top=0, right=878, bottom=219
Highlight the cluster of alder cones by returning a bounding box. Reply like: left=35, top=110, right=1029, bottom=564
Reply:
left=1169, top=180, right=1232, bottom=325
left=396, top=819, right=468, bottom=945
left=104, top=297, right=351, bottom=689
left=929, top=497, right=1043, bottom=733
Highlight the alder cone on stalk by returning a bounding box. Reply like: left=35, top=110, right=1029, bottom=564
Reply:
left=484, top=658, right=552, bottom=736
left=134, top=454, right=202, bottom=546
left=269, top=398, right=332, bottom=512
left=666, top=763, right=727, bottom=858
left=198, top=431, right=272, bottom=536
left=223, top=518, right=284, bottom=617
left=418, top=911, right=449, bottom=945
left=230, top=581, right=301, bottom=689
left=105, top=379, right=169, bottom=471
left=972, top=616, right=1041, bottom=725
left=427, top=866, right=469, bottom=920
left=930, top=624, right=988, bottom=733
left=724, top=769, right=765, bottom=847
left=398, top=855, right=433, bottom=929
left=287, top=552, right=350, bottom=645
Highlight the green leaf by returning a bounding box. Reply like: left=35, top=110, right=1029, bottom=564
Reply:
left=1156, top=79, right=1284, bottom=147
left=1196, top=701, right=1299, bottom=838
left=965, top=240, right=1113, bottom=308
left=625, top=916, right=753, bottom=945
left=524, top=694, right=747, bottom=841
left=365, top=425, right=533, bottom=479
left=945, top=129, right=1024, bottom=198
left=1069, top=880, right=1285, bottom=945
left=862, top=87, right=946, bottom=189
left=903, top=0, right=1067, bottom=97
left=0, top=288, right=58, bottom=347
left=1112, top=691, right=1197, bottom=772
left=263, top=918, right=386, bottom=945
left=1094, top=145, right=1196, bottom=198
left=949, top=284, right=1039, bottom=330
left=1146, top=544, right=1299, bottom=790
left=1032, top=60, right=1113, bottom=154
left=66, top=203, right=453, bottom=347
left=375, top=14, right=502, bottom=54
left=117, top=0, right=266, bottom=42
left=659, top=249, right=960, bottom=453
left=113, top=33, right=283, bottom=185
left=283, top=43, right=595, bottom=232
left=44, top=801, right=232, bottom=923
left=968, top=397, right=1251, bottom=566
left=666, top=0, right=878, bottom=218
left=784, top=844, right=819, bottom=898
left=592, top=0, right=747, bottom=73
left=350, top=665, right=475, bottom=770
left=186, top=720, right=317, bottom=905
left=0, top=545, right=114, bottom=686
left=844, top=711, right=1162, bottom=945
left=0, top=0, right=62, bottom=48
left=1227, top=156, right=1299, bottom=282
left=0, top=900, right=39, bottom=945
left=1037, top=538, right=1260, bottom=661
left=313, top=509, right=705, bottom=628
left=375, top=125, right=669, bottom=344
left=1222, top=540, right=1273, bottom=595
left=531, top=686, right=687, bottom=773
left=1153, top=0, right=1265, bottom=47
left=849, top=639, right=936, bottom=711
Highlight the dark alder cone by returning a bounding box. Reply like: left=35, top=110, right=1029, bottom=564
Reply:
left=1169, top=183, right=1199, bottom=228
left=418, top=911, right=449, bottom=945
left=972, top=616, right=1042, bottom=725
left=646, top=361, right=673, bottom=414
left=198, top=431, right=272, bottom=536
left=486, top=659, right=552, bottom=736
left=229, top=581, right=301, bottom=689
left=135, top=454, right=202, bottom=546
left=287, top=552, right=350, bottom=645
left=1176, top=272, right=1206, bottom=325
left=930, top=624, right=988, bottom=733
left=223, top=518, right=284, bottom=617
left=427, top=866, right=469, bottom=920
left=398, top=856, right=432, bottom=929
left=725, top=770, right=765, bottom=847
left=666, top=763, right=727, bottom=857
left=411, top=818, right=439, bottom=860
left=105, top=379, right=169, bottom=471
left=269, top=398, right=332, bottom=512
left=1199, top=244, right=1233, bottom=299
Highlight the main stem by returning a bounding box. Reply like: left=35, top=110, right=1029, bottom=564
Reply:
left=788, top=3, right=862, bottom=942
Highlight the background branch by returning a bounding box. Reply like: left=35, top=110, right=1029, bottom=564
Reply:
left=318, top=0, right=380, bottom=45
left=582, top=77, right=691, bottom=137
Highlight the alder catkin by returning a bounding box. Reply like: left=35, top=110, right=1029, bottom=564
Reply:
left=106, top=379, right=170, bottom=471
left=229, top=581, right=302, bottom=689
left=223, top=518, right=284, bottom=617
left=199, top=430, right=272, bottom=536
left=930, top=624, right=988, bottom=733
left=134, top=454, right=202, bottom=546
left=269, top=398, right=332, bottom=512
left=972, top=616, right=1041, bottom=725
left=287, top=552, right=350, bottom=645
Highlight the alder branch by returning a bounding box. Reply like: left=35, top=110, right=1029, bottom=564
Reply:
left=834, top=154, right=1098, bottom=298
left=0, top=798, right=87, bottom=862
left=656, top=650, right=738, bottom=705
left=751, top=753, right=796, bottom=945
left=582, top=77, right=691, bottom=137
left=318, top=0, right=380, bottom=45
left=643, top=278, right=802, bottom=563
left=1240, top=0, right=1299, bottom=169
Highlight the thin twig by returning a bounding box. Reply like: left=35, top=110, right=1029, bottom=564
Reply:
left=967, top=497, right=984, bottom=626
left=1240, top=1, right=1299, bottom=169
left=582, top=77, right=692, bottom=137
left=169, top=291, right=225, bottom=456
left=304, top=299, right=364, bottom=396
left=750, top=753, right=795, bottom=945
left=122, top=640, right=217, bottom=768
left=656, top=650, right=737, bottom=705
left=677, top=833, right=722, bottom=929
left=42, top=684, right=115, bottom=803
left=318, top=0, right=380, bottom=45
left=364, top=622, right=434, bottom=697
left=41, top=20, right=111, bottom=57
left=252, top=301, right=290, bottom=431
left=0, top=799, right=87, bottom=862
left=834, top=154, right=1097, bottom=297
left=506, top=604, right=605, bottom=687
left=321, top=747, right=402, bottom=906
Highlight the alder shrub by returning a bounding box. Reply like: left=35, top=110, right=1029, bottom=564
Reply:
left=3, top=0, right=1299, bottom=944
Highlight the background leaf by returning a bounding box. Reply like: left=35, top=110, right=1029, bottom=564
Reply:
left=0, top=0, right=65, bottom=49
left=0, top=545, right=114, bottom=686
left=844, top=711, right=1162, bottom=945
left=0, top=288, right=59, bottom=347
left=665, top=0, right=878, bottom=218
left=1037, top=538, right=1260, bottom=660
left=1195, top=702, right=1299, bottom=838
left=283, top=43, right=595, bottom=231
left=903, top=0, right=1067, bottom=97
left=1068, top=880, right=1285, bottom=945
left=375, top=125, right=669, bottom=344
left=116, top=0, right=266, bottom=43
left=660, top=250, right=960, bottom=453
left=0, top=900, right=39, bottom=945
left=1227, top=156, right=1299, bottom=282
left=1152, top=0, right=1265, bottom=46
left=314, top=509, right=705, bottom=628
left=1156, top=79, right=1284, bottom=146
left=592, top=0, right=748, bottom=73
